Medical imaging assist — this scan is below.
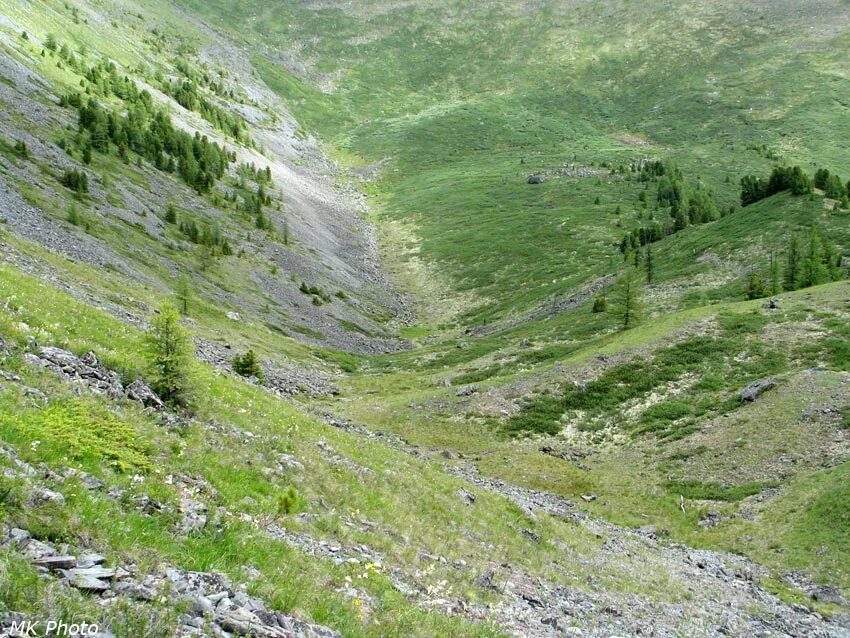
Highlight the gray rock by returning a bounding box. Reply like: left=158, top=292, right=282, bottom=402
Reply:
left=278, top=453, right=304, bottom=472
left=22, top=539, right=57, bottom=560
left=476, top=569, right=496, bottom=590
left=192, top=595, right=216, bottom=616
left=124, top=379, right=166, bottom=410
left=64, top=468, right=106, bottom=491
left=33, top=555, right=77, bottom=570
left=811, top=585, right=848, bottom=606
left=113, top=581, right=157, bottom=601
left=4, top=527, right=31, bottom=547
left=29, top=487, right=65, bottom=506
left=527, top=174, right=545, bottom=184
left=69, top=574, right=110, bottom=592
left=455, top=384, right=479, bottom=397
left=456, top=488, right=476, bottom=504
left=233, top=591, right=266, bottom=612
left=698, top=511, right=722, bottom=528
left=521, top=528, right=542, bottom=543
left=67, top=566, right=116, bottom=580
left=740, top=378, right=776, bottom=402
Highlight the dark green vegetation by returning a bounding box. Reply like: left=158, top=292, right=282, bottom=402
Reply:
left=504, top=311, right=788, bottom=438
left=69, top=89, right=233, bottom=193
left=232, top=348, right=264, bottom=381
left=142, top=304, right=192, bottom=406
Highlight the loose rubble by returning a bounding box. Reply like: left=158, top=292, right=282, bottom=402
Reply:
left=0, top=526, right=341, bottom=638
left=24, top=346, right=164, bottom=410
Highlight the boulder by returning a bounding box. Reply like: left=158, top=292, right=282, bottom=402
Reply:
left=456, top=488, right=476, bottom=504
left=740, top=378, right=776, bottom=402
left=527, top=174, right=545, bottom=184
left=476, top=569, right=496, bottom=590
left=67, top=566, right=116, bottom=580
left=69, top=574, right=110, bottom=592
left=124, top=379, right=165, bottom=410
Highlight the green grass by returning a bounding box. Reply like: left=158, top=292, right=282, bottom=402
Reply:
left=174, top=0, right=850, bottom=325
left=4, top=0, right=850, bottom=628
left=504, top=322, right=790, bottom=437
left=663, top=479, right=775, bottom=502
left=11, top=399, right=154, bottom=473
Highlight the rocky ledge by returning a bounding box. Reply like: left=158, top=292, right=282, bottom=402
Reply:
left=0, top=526, right=340, bottom=638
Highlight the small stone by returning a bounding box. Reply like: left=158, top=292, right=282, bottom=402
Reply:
left=456, top=488, right=476, bottom=504
left=811, top=585, right=848, bottom=606
left=740, top=378, right=776, bottom=402
left=521, top=528, right=541, bottom=543
left=68, top=566, right=116, bottom=580
left=77, top=553, right=106, bottom=569
left=113, top=581, right=156, bottom=601
left=125, top=379, right=165, bottom=410
left=476, top=569, right=496, bottom=590
left=192, top=595, right=215, bottom=616
left=22, top=540, right=57, bottom=560
left=5, top=527, right=31, bottom=547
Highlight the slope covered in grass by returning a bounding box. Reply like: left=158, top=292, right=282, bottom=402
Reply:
left=179, top=0, right=850, bottom=323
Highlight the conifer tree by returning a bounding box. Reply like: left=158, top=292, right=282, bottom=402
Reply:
left=769, top=253, right=782, bottom=295
left=801, top=229, right=828, bottom=288
left=165, top=203, right=178, bottom=224
left=746, top=271, right=767, bottom=300
left=592, top=296, right=607, bottom=313
left=142, top=304, right=191, bottom=406
left=611, top=267, right=642, bottom=330
left=175, top=275, right=192, bottom=315
left=784, top=235, right=800, bottom=291
left=645, top=243, right=654, bottom=284
left=233, top=349, right=264, bottom=381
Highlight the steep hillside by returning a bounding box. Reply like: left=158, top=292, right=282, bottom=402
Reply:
left=2, top=1, right=850, bottom=637
left=0, top=0, right=410, bottom=359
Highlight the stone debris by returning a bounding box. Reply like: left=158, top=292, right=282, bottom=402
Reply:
left=0, top=526, right=341, bottom=638
left=195, top=338, right=339, bottom=397
left=24, top=346, right=165, bottom=409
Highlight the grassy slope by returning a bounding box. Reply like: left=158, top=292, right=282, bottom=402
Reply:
left=2, top=0, right=850, bottom=627
left=333, top=279, right=850, bottom=591
left=167, top=0, right=850, bottom=596
left=178, top=0, right=850, bottom=325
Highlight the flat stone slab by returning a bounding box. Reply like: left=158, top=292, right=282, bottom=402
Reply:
left=68, top=566, right=116, bottom=580
left=33, top=555, right=77, bottom=570
left=69, top=574, right=110, bottom=592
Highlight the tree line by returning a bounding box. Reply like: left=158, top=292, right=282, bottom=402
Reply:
left=747, top=228, right=842, bottom=299
left=63, top=90, right=234, bottom=193
left=740, top=165, right=812, bottom=206
left=620, top=161, right=719, bottom=259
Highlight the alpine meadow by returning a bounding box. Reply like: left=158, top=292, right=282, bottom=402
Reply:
left=1, top=1, right=850, bottom=636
